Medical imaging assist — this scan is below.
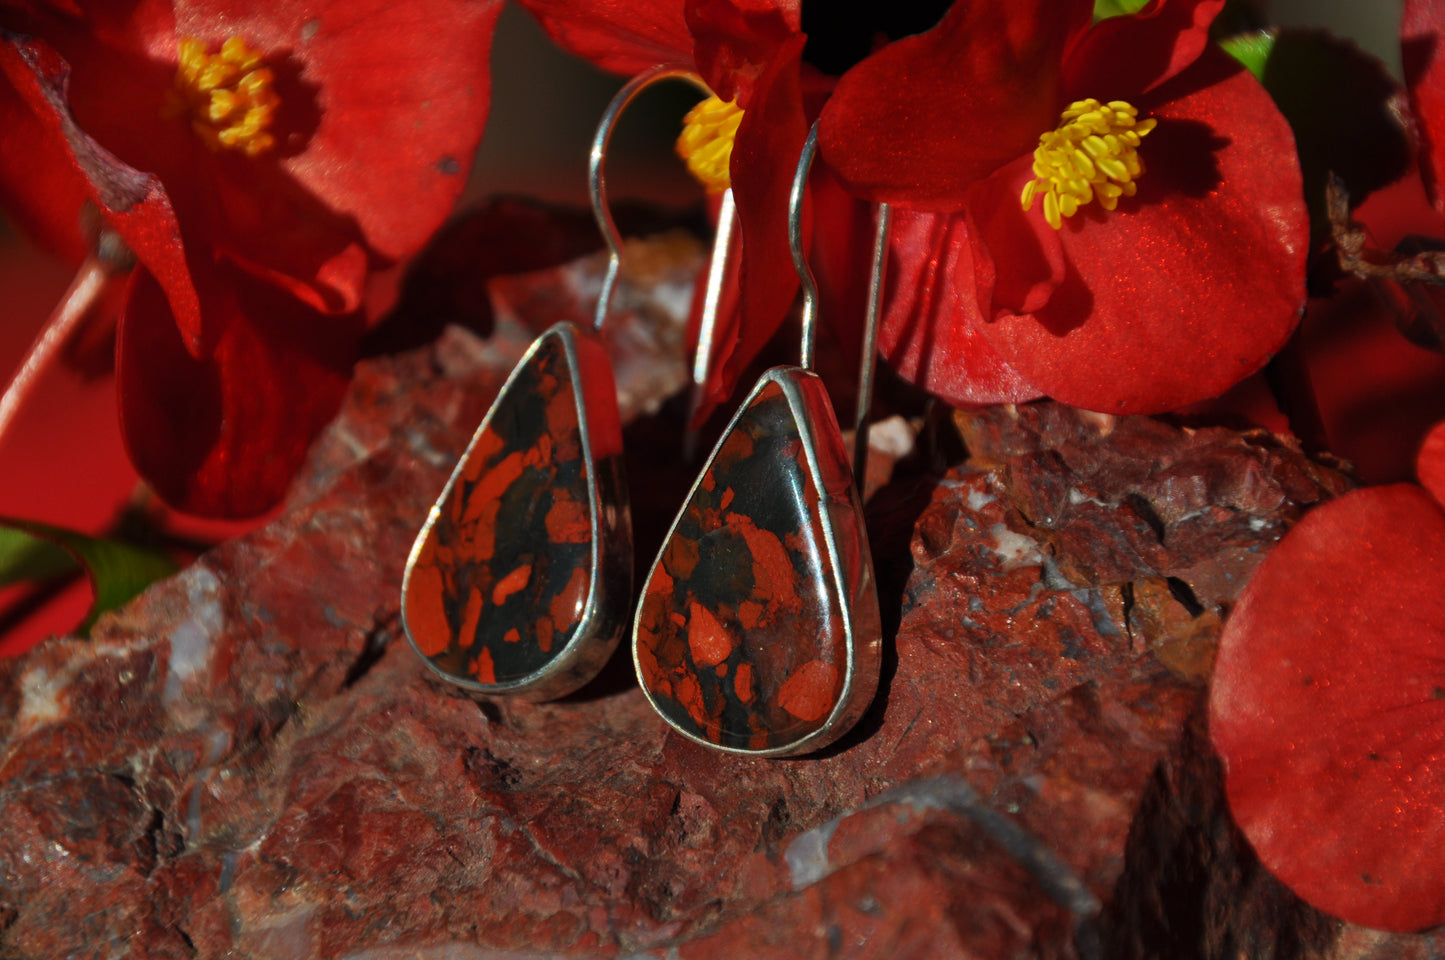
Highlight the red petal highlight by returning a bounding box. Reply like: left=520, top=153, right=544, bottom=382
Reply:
left=117, top=265, right=360, bottom=518
left=1061, top=0, right=1225, bottom=101
left=1405, top=0, right=1445, bottom=214
left=880, top=206, right=1041, bottom=406
left=975, top=53, right=1307, bottom=413
left=1210, top=485, right=1445, bottom=932
left=515, top=0, right=694, bottom=76
left=816, top=0, right=1092, bottom=210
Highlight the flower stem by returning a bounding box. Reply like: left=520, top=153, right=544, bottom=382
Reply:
left=0, top=256, right=122, bottom=450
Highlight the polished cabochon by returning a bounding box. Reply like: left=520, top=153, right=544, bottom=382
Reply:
left=633, top=367, right=882, bottom=756
left=402, top=321, right=632, bottom=701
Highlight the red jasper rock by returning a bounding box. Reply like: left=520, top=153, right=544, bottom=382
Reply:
left=1, top=233, right=1434, bottom=958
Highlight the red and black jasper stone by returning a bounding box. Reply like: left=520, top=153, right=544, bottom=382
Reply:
left=634, top=372, right=874, bottom=753
left=403, top=324, right=627, bottom=696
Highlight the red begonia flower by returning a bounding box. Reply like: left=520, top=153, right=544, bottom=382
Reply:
left=1210, top=420, right=1445, bottom=932
left=117, top=263, right=361, bottom=518
left=818, top=0, right=1309, bottom=414
left=515, top=0, right=809, bottom=419
left=1405, top=0, right=1445, bottom=216
left=1, top=0, right=502, bottom=515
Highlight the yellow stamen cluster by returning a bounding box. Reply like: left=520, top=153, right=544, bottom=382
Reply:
left=675, top=96, right=744, bottom=194
left=1021, top=98, right=1156, bottom=229
left=166, top=36, right=279, bottom=157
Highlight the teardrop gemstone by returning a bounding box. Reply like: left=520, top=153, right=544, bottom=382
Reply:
left=403, top=322, right=630, bottom=700
left=633, top=368, right=881, bottom=755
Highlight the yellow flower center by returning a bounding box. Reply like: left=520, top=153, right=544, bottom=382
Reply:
left=675, top=96, right=743, bottom=194
left=1020, top=98, right=1156, bottom=229
left=166, top=36, right=279, bottom=157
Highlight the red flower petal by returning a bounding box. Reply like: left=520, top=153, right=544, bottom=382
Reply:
left=1404, top=0, right=1445, bottom=214
left=117, top=264, right=360, bottom=518
left=1061, top=0, right=1225, bottom=101
left=965, top=155, right=1066, bottom=317
left=1210, top=484, right=1445, bottom=932
left=698, top=31, right=807, bottom=414
left=685, top=0, right=799, bottom=105
left=0, top=42, right=88, bottom=263
left=0, top=31, right=208, bottom=354
left=816, top=0, right=1093, bottom=210
left=973, top=51, right=1307, bottom=413
left=214, top=0, right=504, bottom=264
left=515, top=0, right=694, bottom=76
left=880, top=206, right=1041, bottom=406
left=1418, top=419, right=1445, bottom=508
left=802, top=165, right=871, bottom=382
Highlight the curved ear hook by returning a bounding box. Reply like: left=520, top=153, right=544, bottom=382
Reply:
left=589, top=64, right=715, bottom=333
left=787, top=121, right=822, bottom=370
left=787, top=120, right=892, bottom=493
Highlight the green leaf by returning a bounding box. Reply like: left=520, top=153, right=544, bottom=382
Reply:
left=1220, top=30, right=1277, bottom=82
left=0, top=525, right=79, bottom=587
left=1094, top=0, right=1150, bottom=21
left=0, top=518, right=178, bottom=632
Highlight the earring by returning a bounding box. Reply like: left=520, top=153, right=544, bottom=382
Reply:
left=400, top=64, right=720, bottom=700
left=633, top=123, right=889, bottom=756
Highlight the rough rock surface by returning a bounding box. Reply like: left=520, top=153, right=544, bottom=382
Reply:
left=2, top=234, right=1439, bottom=958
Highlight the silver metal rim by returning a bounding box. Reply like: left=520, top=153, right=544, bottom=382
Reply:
left=401, top=320, right=625, bottom=699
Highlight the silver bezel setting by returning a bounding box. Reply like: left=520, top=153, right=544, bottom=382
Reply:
left=401, top=321, right=631, bottom=702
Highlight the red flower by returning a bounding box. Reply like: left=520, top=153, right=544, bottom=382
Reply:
left=516, top=0, right=812, bottom=418
left=1209, top=420, right=1445, bottom=931
left=817, top=0, right=1309, bottom=413
left=0, top=0, right=502, bottom=516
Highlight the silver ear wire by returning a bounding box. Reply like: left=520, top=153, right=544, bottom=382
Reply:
left=788, top=121, right=822, bottom=370
left=693, top=187, right=737, bottom=389
left=786, top=120, right=891, bottom=493
left=683, top=184, right=738, bottom=461
left=588, top=64, right=714, bottom=333
left=853, top=203, right=890, bottom=493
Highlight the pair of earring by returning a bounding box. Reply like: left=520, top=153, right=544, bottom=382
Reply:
left=400, top=67, right=890, bottom=757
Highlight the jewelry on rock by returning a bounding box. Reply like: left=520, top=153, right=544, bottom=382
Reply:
left=401, top=64, right=719, bottom=701
left=632, top=122, right=889, bottom=756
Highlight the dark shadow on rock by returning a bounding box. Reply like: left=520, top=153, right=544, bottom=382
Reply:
left=809, top=407, right=969, bottom=760
left=1102, top=703, right=1339, bottom=960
